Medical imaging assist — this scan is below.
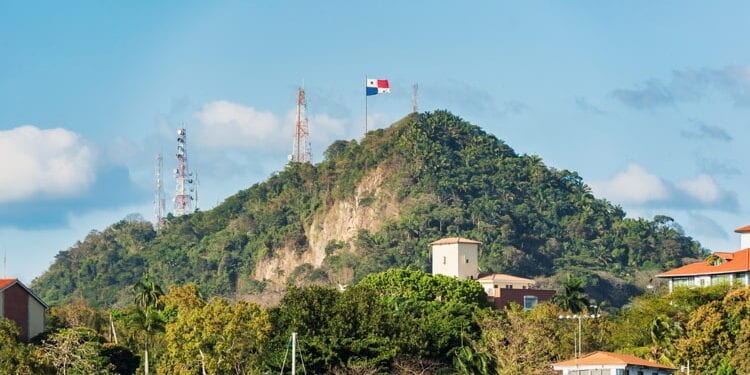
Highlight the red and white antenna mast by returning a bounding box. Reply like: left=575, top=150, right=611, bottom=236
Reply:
left=174, top=127, right=195, bottom=216
left=290, top=87, right=311, bottom=163
left=154, top=153, right=166, bottom=228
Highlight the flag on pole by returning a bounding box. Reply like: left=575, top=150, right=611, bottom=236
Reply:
left=366, top=79, right=390, bottom=96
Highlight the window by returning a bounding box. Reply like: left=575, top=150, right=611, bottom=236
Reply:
left=506, top=284, right=513, bottom=289
left=493, top=285, right=498, bottom=288
left=465, top=258, right=470, bottom=263
left=442, top=256, right=446, bottom=265
left=523, top=295, right=538, bottom=310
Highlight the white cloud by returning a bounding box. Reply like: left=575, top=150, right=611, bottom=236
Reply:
left=677, top=175, right=721, bottom=203
left=194, top=100, right=288, bottom=149
left=0, top=126, right=95, bottom=203
left=591, top=164, right=668, bottom=204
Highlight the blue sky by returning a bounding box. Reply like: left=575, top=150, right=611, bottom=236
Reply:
left=2, top=1, right=750, bottom=283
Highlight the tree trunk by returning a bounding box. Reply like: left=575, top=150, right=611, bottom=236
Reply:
left=144, top=340, right=149, bottom=375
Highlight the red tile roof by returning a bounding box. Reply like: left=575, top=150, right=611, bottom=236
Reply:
left=551, top=351, right=675, bottom=369
left=735, top=225, right=750, bottom=233
left=0, top=278, right=17, bottom=290
left=430, top=237, right=482, bottom=245
left=656, top=248, right=750, bottom=277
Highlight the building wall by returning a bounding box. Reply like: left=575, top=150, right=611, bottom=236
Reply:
left=3, top=284, right=30, bottom=340
left=0, top=291, right=4, bottom=319
left=28, top=295, right=45, bottom=340
left=480, top=280, right=535, bottom=296
left=492, top=288, right=556, bottom=310
left=455, top=243, right=478, bottom=279
left=431, top=243, right=479, bottom=279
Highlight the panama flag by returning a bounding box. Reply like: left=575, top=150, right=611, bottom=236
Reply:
left=366, top=79, right=390, bottom=96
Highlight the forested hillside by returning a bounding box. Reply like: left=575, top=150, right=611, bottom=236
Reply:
left=32, top=111, right=706, bottom=307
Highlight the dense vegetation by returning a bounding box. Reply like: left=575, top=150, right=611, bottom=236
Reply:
left=6, top=271, right=750, bottom=374
left=32, top=110, right=705, bottom=308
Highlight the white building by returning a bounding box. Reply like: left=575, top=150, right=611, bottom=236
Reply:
left=551, top=351, right=676, bottom=375
left=430, top=237, right=480, bottom=280
left=656, top=225, right=750, bottom=292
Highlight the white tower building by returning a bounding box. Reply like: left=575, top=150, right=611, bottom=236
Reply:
left=430, top=237, right=481, bottom=280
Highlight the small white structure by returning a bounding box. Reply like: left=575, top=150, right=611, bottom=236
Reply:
left=551, top=351, right=676, bottom=375
left=430, top=237, right=480, bottom=280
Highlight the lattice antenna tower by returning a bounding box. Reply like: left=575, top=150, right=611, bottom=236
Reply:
left=154, top=153, right=166, bottom=228
left=290, top=86, right=312, bottom=163
left=412, top=84, right=419, bottom=113
left=173, top=127, right=195, bottom=216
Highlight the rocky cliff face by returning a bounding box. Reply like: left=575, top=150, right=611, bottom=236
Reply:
left=253, top=165, right=403, bottom=286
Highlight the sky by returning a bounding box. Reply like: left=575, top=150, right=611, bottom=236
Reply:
left=2, top=1, right=750, bottom=283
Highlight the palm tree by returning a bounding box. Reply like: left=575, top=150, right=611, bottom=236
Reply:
left=131, top=275, right=165, bottom=374
left=133, top=274, right=164, bottom=309
left=126, top=306, right=165, bottom=375
left=552, top=275, right=589, bottom=313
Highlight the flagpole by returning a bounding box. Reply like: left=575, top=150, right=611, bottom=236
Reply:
left=364, top=75, right=368, bottom=136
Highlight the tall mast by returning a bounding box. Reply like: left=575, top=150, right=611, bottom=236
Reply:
left=412, top=83, right=419, bottom=113
left=174, top=127, right=195, bottom=216
left=154, top=153, right=166, bottom=228
left=290, top=87, right=311, bottom=163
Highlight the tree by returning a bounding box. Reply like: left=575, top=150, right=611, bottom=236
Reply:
left=129, top=275, right=166, bottom=375
left=38, top=327, right=112, bottom=375
left=160, top=298, right=272, bottom=374
left=133, top=274, right=164, bottom=310
left=0, top=318, right=36, bottom=374
left=552, top=275, right=589, bottom=313
left=477, top=303, right=570, bottom=374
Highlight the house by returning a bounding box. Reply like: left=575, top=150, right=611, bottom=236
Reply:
left=477, top=273, right=555, bottom=310
left=551, top=351, right=676, bottom=375
left=0, top=278, right=48, bottom=341
left=430, top=237, right=554, bottom=310
left=656, top=225, right=750, bottom=292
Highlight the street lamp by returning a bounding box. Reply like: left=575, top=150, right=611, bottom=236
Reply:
left=558, top=311, right=601, bottom=358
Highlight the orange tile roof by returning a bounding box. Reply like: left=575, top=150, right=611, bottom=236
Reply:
left=735, top=225, right=750, bottom=233
left=430, top=237, right=482, bottom=245
left=656, top=248, right=750, bottom=277
left=0, top=278, right=17, bottom=290
left=551, top=351, right=675, bottom=369
left=477, top=273, right=535, bottom=284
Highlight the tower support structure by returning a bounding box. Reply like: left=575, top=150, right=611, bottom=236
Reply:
left=154, top=153, right=166, bottom=228
left=290, top=87, right=311, bottom=163
left=174, top=128, right=195, bottom=216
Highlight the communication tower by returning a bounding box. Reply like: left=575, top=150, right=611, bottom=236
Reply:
left=154, top=153, right=166, bottom=228
left=412, top=84, right=419, bottom=113
left=289, top=87, right=311, bottom=163
left=173, top=128, right=195, bottom=216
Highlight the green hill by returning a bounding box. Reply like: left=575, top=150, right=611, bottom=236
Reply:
left=32, top=110, right=706, bottom=307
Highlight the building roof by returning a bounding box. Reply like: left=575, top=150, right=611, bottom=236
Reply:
left=430, top=237, right=482, bottom=245
left=477, top=273, right=535, bottom=284
left=656, top=248, right=750, bottom=278
left=735, top=225, right=750, bottom=233
left=0, top=278, right=49, bottom=309
left=551, top=351, right=675, bottom=370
